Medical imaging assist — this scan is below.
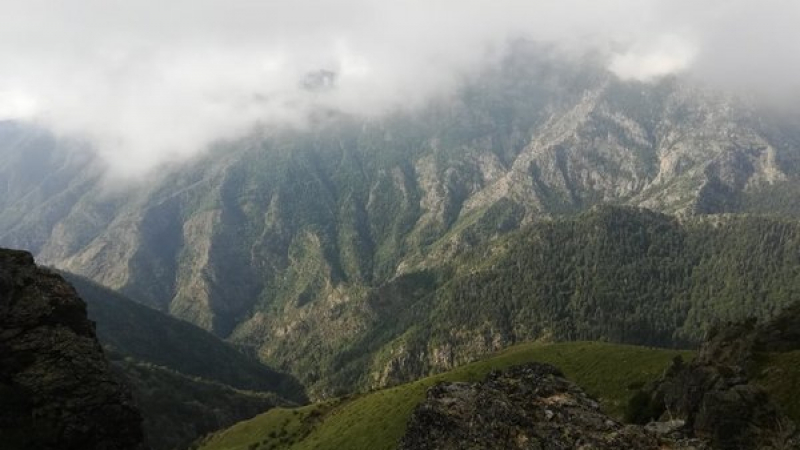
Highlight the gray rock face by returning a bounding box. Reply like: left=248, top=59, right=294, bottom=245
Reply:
left=399, top=362, right=707, bottom=450
left=651, top=362, right=792, bottom=450
left=0, top=248, right=146, bottom=450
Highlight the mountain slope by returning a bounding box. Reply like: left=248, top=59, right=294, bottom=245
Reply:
left=113, top=359, right=288, bottom=450
left=2, top=44, right=800, bottom=398
left=264, top=206, right=800, bottom=395
left=61, top=272, right=306, bottom=450
left=63, top=272, right=305, bottom=399
left=2, top=45, right=798, bottom=334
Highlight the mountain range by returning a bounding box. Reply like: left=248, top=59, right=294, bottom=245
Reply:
left=3, top=42, right=800, bottom=404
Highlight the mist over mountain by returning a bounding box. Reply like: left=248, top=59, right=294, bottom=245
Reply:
left=5, top=3, right=800, bottom=448
left=1, top=1, right=799, bottom=175
left=3, top=38, right=800, bottom=400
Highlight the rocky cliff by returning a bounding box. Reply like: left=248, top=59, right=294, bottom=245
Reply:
left=630, top=302, right=800, bottom=450
left=0, top=248, right=146, bottom=449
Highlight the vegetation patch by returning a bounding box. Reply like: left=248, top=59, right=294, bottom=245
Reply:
left=753, top=350, right=800, bottom=424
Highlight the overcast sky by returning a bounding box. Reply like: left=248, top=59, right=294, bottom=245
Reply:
left=0, top=0, right=798, bottom=175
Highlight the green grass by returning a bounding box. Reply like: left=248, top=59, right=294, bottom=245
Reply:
left=197, top=341, right=692, bottom=450
left=753, top=350, right=800, bottom=424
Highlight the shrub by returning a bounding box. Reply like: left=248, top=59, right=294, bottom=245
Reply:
left=624, top=390, right=664, bottom=424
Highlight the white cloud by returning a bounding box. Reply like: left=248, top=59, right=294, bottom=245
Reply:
left=610, top=35, right=697, bottom=81
left=0, top=91, right=39, bottom=119
left=0, top=0, right=798, bottom=175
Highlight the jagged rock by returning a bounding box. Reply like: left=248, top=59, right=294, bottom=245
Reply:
left=644, top=419, right=685, bottom=436
left=0, top=248, right=146, bottom=449
left=651, top=363, right=792, bottom=449
left=399, top=362, right=707, bottom=450
left=634, top=305, right=800, bottom=450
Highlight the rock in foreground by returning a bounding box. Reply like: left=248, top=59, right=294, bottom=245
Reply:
left=635, top=305, right=800, bottom=450
left=400, top=362, right=706, bottom=450
left=0, top=249, right=146, bottom=449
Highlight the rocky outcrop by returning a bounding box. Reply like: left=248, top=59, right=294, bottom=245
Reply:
left=399, top=362, right=707, bottom=450
left=646, top=358, right=794, bottom=450
left=0, top=248, right=146, bottom=449
left=632, top=305, right=800, bottom=450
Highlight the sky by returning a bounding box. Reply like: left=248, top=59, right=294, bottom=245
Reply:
left=0, top=0, right=798, bottom=175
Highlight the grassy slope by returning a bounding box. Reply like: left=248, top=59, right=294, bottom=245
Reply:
left=197, top=341, right=692, bottom=450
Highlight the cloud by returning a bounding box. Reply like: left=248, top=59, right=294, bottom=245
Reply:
left=0, top=90, right=39, bottom=119
left=609, top=35, right=698, bottom=82
left=0, top=1, right=798, bottom=175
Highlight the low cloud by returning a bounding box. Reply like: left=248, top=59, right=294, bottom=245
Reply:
left=0, top=1, right=798, bottom=175
left=609, top=35, right=697, bottom=82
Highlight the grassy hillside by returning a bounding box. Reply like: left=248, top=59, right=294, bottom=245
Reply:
left=196, top=341, right=692, bottom=450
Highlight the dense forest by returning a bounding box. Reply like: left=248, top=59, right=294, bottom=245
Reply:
left=311, top=206, right=800, bottom=393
